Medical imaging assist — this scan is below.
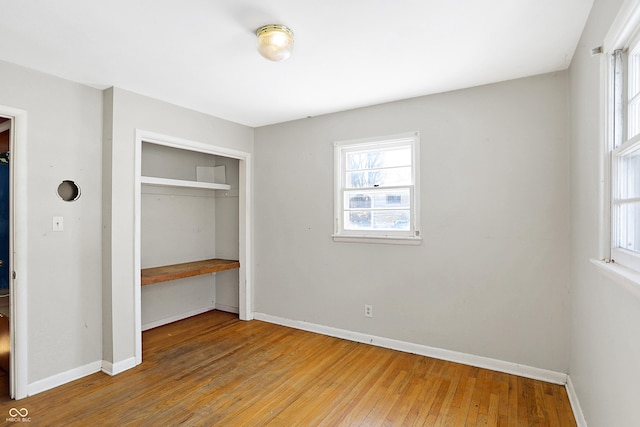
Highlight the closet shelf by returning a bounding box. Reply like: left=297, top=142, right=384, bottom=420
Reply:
left=141, top=176, right=231, bottom=191
left=141, top=258, right=240, bottom=286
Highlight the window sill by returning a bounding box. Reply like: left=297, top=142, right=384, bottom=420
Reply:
left=589, top=258, right=640, bottom=299
left=332, top=234, right=422, bottom=246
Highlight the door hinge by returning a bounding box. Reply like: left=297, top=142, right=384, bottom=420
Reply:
left=12, top=271, right=16, bottom=280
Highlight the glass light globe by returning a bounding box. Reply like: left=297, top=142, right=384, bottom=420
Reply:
left=256, top=25, right=294, bottom=62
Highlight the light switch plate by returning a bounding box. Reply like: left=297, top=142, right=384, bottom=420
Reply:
left=52, top=216, right=64, bottom=231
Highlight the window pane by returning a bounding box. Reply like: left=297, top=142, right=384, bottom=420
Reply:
left=615, top=202, right=640, bottom=253
left=629, top=45, right=640, bottom=139
left=346, top=146, right=411, bottom=171
left=347, top=193, right=372, bottom=209
left=616, top=146, right=640, bottom=199
left=373, top=210, right=410, bottom=230
left=628, top=97, right=640, bottom=140
left=345, top=211, right=372, bottom=229
left=346, top=166, right=411, bottom=188
left=629, top=48, right=640, bottom=100
left=345, top=189, right=411, bottom=210
left=344, top=210, right=410, bottom=230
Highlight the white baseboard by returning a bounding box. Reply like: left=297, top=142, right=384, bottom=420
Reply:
left=253, top=312, right=568, bottom=385
left=566, top=376, right=587, bottom=426
left=101, top=357, right=137, bottom=376
left=27, top=360, right=102, bottom=396
left=215, top=303, right=239, bottom=314
left=142, top=305, right=215, bottom=331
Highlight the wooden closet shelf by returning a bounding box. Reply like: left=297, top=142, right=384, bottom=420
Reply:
left=141, top=258, right=240, bottom=286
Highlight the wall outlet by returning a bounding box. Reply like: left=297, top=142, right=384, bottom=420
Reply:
left=364, top=304, right=373, bottom=318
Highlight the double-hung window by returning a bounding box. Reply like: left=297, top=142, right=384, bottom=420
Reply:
left=333, top=132, right=421, bottom=244
left=609, top=22, right=640, bottom=270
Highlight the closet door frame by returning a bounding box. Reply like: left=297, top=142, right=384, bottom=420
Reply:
left=133, top=129, right=253, bottom=364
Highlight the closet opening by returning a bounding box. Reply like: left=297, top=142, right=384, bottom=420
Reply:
left=134, top=130, right=253, bottom=365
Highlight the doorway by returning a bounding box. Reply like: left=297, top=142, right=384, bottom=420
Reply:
left=0, top=105, right=27, bottom=400
left=0, top=117, right=9, bottom=398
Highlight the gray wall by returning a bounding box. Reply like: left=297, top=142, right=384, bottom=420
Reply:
left=0, top=60, right=103, bottom=383
left=568, top=0, right=640, bottom=425
left=254, top=72, right=571, bottom=373
left=103, top=87, right=252, bottom=366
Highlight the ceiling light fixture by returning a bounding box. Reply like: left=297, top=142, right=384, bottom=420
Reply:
left=256, top=24, right=294, bottom=62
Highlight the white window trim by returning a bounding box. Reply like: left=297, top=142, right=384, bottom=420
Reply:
left=596, top=0, right=640, bottom=279
left=611, top=133, right=640, bottom=267
left=332, top=132, right=422, bottom=245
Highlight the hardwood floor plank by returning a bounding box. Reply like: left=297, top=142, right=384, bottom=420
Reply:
left=475, top=375, right=492, bottom=426
left=382, top=358, right=437, bottom=426
left=327, top=351, right=399, bottom=425
left=493, top=372, right=510, bottom=426
left=507, top=375, right=519, bottom=426
left=432, top=369, right=461, bottom=426
left=487, top=392, right=500, bottom=426
left=452, top=376, right=476, bottom=426
left=361, top=370, right=408, bottom=425
left=0, top=311, right=577, bottom=426
left=307, top=346, right=391, bottom=426
left=293, top=345, right=378, bottom=426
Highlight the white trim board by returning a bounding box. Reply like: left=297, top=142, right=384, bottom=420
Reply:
left=101, top=357, right=137, bottom=377
left=604, top=0, right=640, bottom=51
left=142, top=306, right=240, bottom=331
left=566, top=376, right=588, bottom=427
left=141, top=305, right=216, bottom=331
left=29, top=358, right=137, bottom=396
left=27, top=361, right=102, bottom=397
left=253, top=312, right=568, bottom=385
left=215, top=303, right=239, bottom=314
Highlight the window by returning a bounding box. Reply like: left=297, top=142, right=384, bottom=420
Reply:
left=608, top=19, right=640, bottom=270
left=333, top=132, right=420, bottom=244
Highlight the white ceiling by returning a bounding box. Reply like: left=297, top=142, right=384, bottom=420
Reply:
left=0, top=0, right=593, bottom=127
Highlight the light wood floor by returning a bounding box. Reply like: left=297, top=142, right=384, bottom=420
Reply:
left=0, top=311, right=576, bottom=426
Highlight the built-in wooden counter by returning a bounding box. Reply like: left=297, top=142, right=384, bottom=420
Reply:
left=141, top=258, right=240, bottom=286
